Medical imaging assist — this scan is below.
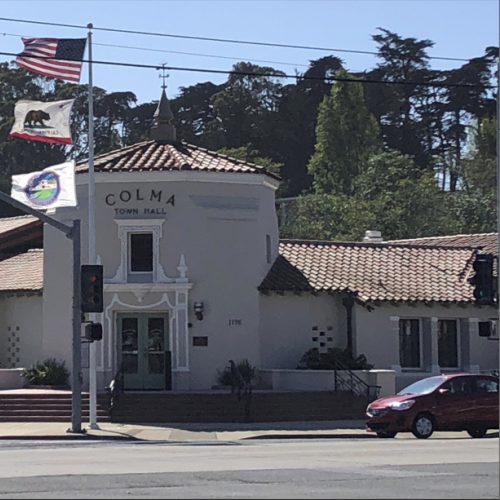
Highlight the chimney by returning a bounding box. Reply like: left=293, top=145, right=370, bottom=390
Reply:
left=362, top=230, right=383, bottom=243
left=150, top=88, right=176, bottom=143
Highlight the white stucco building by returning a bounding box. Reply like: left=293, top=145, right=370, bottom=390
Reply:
left=0, top=91, right=498, bottom=394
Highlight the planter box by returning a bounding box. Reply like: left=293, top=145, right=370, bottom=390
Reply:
left=0, top=368, right=27, bottom=390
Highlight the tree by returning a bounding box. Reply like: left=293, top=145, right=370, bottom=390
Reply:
left=308, top=69, right=381, bottom=195
left=273, top=56, right=344, bottom=197
left=437, top=51, right=497, bottom=191
left=278, top=193, right=376, bottom=241
left=363, top=28, right=435, bottom=170
left=94, top=91, right=137, bottom=154
left=210, top=62, right=286, bottom=152
left=169, top=81, right=224, bottom=150
left=354, top=150, right=450, bottom=239
left=216, top=145, right=282, bottom=177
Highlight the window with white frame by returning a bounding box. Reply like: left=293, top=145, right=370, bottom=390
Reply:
left=399, top=319, right=421, bottom=368
left=129, top=232, right=153, bottom=273
left=111, top=220, right=172, bottom=284
left=438, top=319, right=459, bottom=368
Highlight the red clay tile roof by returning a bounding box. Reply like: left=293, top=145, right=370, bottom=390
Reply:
left=0, top=249, right=43, bottom=293
left=75, top=140, right=281, bottom=181
left=0, top=215, right=39, bottom=235
left=0, top=215, right=43, bottom=262
left=385, top=233, right=498, bottom=256
left=260, top=239, right=478, bottom=304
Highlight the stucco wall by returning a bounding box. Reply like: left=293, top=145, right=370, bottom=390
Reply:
left=42, top=172, right=279, bottom=390
left=42, top=223, right=74, bottom=374
left=0, top=295, right=43, bottom=369
left=259, top=292, right=346, bottom=369
left=355, top=302, right=499, bottom=372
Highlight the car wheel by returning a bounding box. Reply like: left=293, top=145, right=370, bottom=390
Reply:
left=376, top=431, right=397, bottom=438
left=411, top=413, right=435, bottom=439
left=467, top=427, right=487, bottom=439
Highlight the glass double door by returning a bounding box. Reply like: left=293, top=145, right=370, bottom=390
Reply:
left=117, top=313, right=171, bottom=390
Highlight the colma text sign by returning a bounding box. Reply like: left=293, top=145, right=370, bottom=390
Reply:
left=105, top=189, right=175, bottom=218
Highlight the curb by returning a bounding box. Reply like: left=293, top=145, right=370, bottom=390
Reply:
left=242, top=432, right=376, bottom=440
left=0, top=434, right=140, bottom=441
left=0, top=432, right=373, bottom=441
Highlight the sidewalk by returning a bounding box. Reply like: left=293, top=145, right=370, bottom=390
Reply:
left=0, top=420, right=372, bottom=441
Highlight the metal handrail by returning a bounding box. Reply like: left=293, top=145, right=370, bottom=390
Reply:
left=332, top=358, right=380, bottom=400
left=105, top=368, right=124, bottom=415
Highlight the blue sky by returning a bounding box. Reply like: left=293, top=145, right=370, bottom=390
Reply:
left=0, top=1, right=498, bottom=105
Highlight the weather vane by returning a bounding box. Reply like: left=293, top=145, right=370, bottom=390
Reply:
left=158, top=63, right=170, bottom=90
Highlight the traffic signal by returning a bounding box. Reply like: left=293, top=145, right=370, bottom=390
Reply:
left=470, top=254, right=494, bottom=306
left=81, top=265, right=103, bottom=313
left=85, top=323, right=103, bottom=342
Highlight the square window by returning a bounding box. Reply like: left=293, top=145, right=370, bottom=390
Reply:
left=193, top=336, right=208, bottom=347
left=129, top=233, right=153, bottom=273
left=312, top=337, right=318, bottom=342
left=479, top=321, right=491, bottom=337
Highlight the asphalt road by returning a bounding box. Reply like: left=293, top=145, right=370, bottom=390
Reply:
left=0, top=437, right=497, bottom=499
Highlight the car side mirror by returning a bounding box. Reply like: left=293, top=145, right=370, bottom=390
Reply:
left=438, top=388, right=450, bottom=395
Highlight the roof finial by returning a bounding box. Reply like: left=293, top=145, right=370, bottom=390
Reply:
left=151, top=62, right=176, bottom=143
left=159, top=63, right=169, bottom=91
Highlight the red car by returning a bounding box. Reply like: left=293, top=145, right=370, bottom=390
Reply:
left=365, top=373, right=499, bottom=439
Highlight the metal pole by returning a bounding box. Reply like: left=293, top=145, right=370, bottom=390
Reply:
left=70, top=219, right=82, bottom=434
left=496, top=55, right=499, bottom=329
left=87, top=23, right=99, bottom=430
left=0, top=191, right=83, bottom=433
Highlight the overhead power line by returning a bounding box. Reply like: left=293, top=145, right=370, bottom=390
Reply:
left=0, top=16, right=473, bottom=63
left=0, top=32, right=311, bottom=69
left=0, top=51, right=494, bottom=89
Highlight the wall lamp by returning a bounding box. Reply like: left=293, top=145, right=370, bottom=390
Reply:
left=194, top=302, right=204, bottom=321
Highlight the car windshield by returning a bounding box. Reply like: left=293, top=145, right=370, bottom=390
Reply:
left=397, top=376, right=447, bottom=396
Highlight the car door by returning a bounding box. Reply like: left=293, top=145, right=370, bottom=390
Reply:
left=471, top=377, right=499, bottom=427
left=433, top=376, right=476, bottom=430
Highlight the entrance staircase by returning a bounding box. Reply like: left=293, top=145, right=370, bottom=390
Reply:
left=0, top=392, right=110, bottom=422
left=0, top=363, right=377, bottom=423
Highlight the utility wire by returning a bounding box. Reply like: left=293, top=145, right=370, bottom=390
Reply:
left=0, top=16, right=473, bottom=63
left=0, top=32, right=311, bottom=68
left=0, top=51, right=494, bottom=89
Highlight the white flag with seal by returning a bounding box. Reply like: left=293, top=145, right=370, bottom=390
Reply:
left=11, top=160, right=77, bottom=209
left=8, top=99, right=75, bottom=145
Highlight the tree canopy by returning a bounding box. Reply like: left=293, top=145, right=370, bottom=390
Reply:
left=0, top=29, right=497, bottom=241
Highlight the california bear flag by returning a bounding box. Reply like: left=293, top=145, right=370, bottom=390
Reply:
left=9, top=99, right=75, bottom=144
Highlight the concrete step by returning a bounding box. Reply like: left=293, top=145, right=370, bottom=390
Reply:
left=0, top=416, right=111, bottom=423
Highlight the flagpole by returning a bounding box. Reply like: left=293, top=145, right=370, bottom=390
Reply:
left=87, top=23, right=99, bottom=431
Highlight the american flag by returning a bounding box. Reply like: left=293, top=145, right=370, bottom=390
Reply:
left=15, top=37, right=87, bottom=83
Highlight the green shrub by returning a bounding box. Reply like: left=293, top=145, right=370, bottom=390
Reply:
left=217, top=358, right=257, bottom=387
left=297, top=347, right=374, bottom=371
left=22, top=358, right=70, bottom=386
